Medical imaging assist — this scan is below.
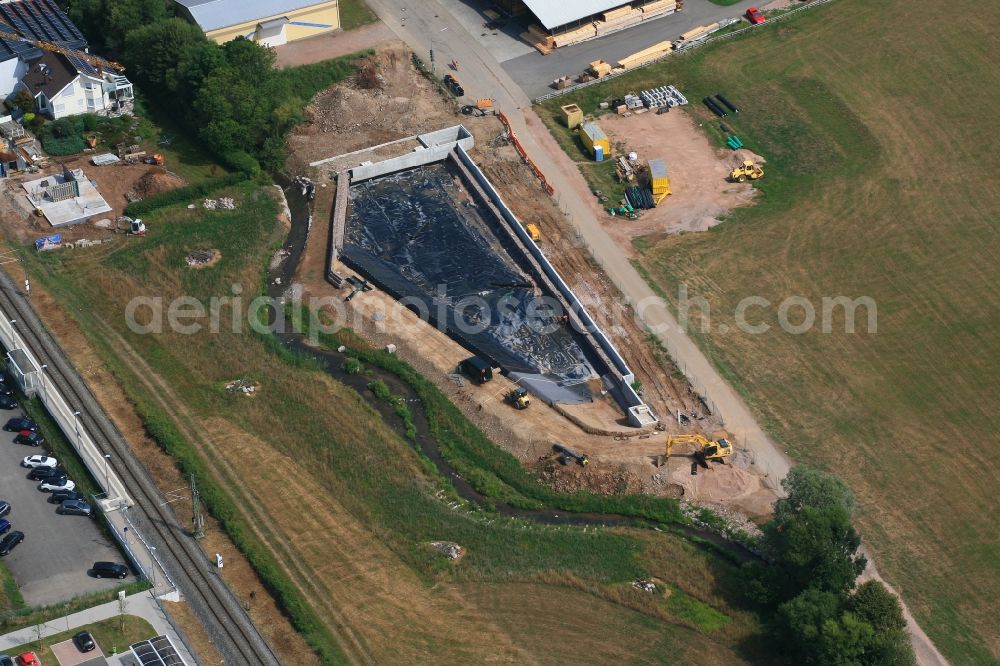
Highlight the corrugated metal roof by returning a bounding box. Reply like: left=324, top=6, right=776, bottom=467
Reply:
left=175, top=0, right=331, bottom=32
left=522, top=0, right=630, bottom=31
left=649, top=159, right=668, bottom=179
left=580, top=122, right=606, bottom=141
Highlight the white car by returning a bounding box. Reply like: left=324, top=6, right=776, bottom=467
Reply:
left=21, top=455, right=57, bottom=469
left=38, top=478, right=74, bottom=493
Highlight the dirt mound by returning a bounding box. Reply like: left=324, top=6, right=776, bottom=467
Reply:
left=539, top=460, right=642, bottom=495
left=133, top=168, right=184, bottom=198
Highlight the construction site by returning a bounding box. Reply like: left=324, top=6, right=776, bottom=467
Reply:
left=288, top=47, right=777, bottom=517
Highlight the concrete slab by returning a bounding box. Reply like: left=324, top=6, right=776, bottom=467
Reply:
left=50, top=638, right=106, bottom=666
left=22, top=169, right=112, bottom=227
left=445, top=0, right=535, bottom=63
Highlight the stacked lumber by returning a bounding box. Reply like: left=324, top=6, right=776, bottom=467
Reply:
left=523, top=23, right=554, bottom=54
left=601, top=6, right=633, bottom=22
left=588, top=59, right=612, bottom=77
left=639, top=0, right=677, bottom=19
left=553, top=24, right=597, bottom=47
left=616, top=40, right=673, bottom=69
left=596, top=8, right=643, bottom=36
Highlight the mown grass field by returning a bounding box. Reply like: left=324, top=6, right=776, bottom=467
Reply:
left=23, top=182, right=768, bottom=663
left=541, top=0, right=999, bottom=662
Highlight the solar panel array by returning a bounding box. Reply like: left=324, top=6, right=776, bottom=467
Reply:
left=0, top=0, right=86, bottom=50
left=0, top=24, right=40, bottom=61
left=130, top=635, right=188, bottom=666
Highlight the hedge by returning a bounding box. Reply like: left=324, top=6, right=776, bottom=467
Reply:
left=124, top=172, right=247, bottom=217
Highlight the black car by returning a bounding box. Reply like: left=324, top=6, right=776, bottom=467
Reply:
left=0, top=531, right=23, bottom=556
left=0, top=654, right=13, bottom=666
left=57, top=499, right=91, bottom=516
left=2, top=418, right=36, bottom=433
left=0, top=386, right=13, bottom=398
left=0, top=395, right=15, bottom=410
left=72, top=631, right=96, bottom=652
left=0, top=502, right=9, bottom=518
left=48, top=490, right=84, bottom=504
left=12, top=432, right=43, bottom=447
left=91, top=561, right=128, bottom=579
left=27, top=466, right=67, bottom=481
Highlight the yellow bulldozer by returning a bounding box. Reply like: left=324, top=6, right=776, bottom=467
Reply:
left=665, top=433, right=733, bottom=473
left=729, top=160, right=764, bottom=183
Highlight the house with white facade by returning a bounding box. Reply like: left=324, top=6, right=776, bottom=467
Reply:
left=19, top=50, right=132, bottom=119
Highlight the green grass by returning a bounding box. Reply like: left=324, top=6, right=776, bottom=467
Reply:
left=23, top=178, right=768, bottom=662
left=5, top=615, right=156, bottom=664
left=0, top=560, right=24, bottom=613
left=136, top=96, right=227, bottom=183
left=666, top=587, right=731, bottom=633
left=707, top=0, right=744, bottom=5
left=539, top=0, right=999, bottom=663
left=339, top=0, right=378, bottom=30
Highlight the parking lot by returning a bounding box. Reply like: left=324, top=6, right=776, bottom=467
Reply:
left=0, top=404, right=127, bottom=606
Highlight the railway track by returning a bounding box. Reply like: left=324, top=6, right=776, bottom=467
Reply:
left=0, top=273, right=279, bottom=665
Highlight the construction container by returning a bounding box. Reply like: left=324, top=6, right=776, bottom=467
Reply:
left=459, top=356, right=493, bottom=384
left=526, top=223, right=541, bottom=242
left=649, top=159, right=669, bottom=192
left=560, top=103, right=583, bottom=129
left=579, top=122, right=610, bottom=160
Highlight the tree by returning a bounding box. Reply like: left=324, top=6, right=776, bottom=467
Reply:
left=123, top=18, right=206, bottom=95
left=850, top=581, right=916, bottom=666
left=775, top=465, right=855, bottom=522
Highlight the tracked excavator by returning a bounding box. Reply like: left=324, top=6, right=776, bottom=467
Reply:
left=665, top=433, right=733, bottom=474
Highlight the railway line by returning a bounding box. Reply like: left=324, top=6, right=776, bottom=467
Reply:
left=0, top=271, right=278, bottom=665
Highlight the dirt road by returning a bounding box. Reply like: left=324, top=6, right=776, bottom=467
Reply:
left=358, top=2, right=947, bottom=662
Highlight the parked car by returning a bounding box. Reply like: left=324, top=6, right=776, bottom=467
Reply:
left=57, top=499, right=91, bottom=516
left=0, top=531, right=24, bottom=556
left=0, top=520, right=9, bottom=537
left=38, top=478, right=74, bottom=493
left=27, top=466, right=67, bottom=481
left=20, top=455, right=56, bottom=468
left=48, top=490, right=84, bottom=504
left=4, top=418, right=36, bottom=433
left=91, top=561, right=128, bottom=579
left=71, top=631, right=96, bottom=652
left=0, top=653, right=14, bottom=666
left=0, top=396, right=16, bottom=410
left=0, top=502, right=10, bottom=518
left=13, top=432, right=43, bottom=447
left=746, top=6, right=766, bottom=24
left=0, top=386, right=13, bottom=398
left=14, top=653, right=38, bottom=666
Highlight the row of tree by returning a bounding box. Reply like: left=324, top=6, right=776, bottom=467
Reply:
left=61, top=0, right=350, bottom=171
left=742, top=467, right=916, bottom=665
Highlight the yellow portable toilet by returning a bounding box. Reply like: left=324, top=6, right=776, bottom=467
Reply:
left=560, top=104, right=583, bottom=129
left=579, top=122, right=610, bottom=161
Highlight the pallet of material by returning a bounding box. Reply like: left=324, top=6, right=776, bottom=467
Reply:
left=527, top=24, right=554, bottom=46
left=588, top=59, right=612, bottom=77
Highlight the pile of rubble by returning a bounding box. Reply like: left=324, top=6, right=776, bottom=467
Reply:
left=225, top=378, right=257, bottom=396
left=186, top=249, right=220, bottom=268
left=203, top=197, right=236, bottom=210
left=429, top=541, right=464, bottom=560
left=632, top=579, right=657, bottom=593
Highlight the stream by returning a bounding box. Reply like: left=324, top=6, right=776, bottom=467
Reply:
left=267, top=177, right=757, bottom=563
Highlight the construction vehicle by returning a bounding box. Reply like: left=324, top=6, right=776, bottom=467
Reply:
left=507, top=387, right=530, bottom=410
left=665, top=433, right=733, bottom=473
left=729, top=160, right=764, bottom=183
left=143, top=154, right=164, bottom=166
left=553, top=443, right=589, bottom=466
left=116, top=216, right=146, bottom=236
left=525, top=223, right=541, bottom=242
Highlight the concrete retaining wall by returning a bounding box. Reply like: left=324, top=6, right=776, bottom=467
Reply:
left=454, top=145, right=656, bottom=427
left=418, top=125, right=474, bottom=149
left=350, top=125, right=475, bottom=182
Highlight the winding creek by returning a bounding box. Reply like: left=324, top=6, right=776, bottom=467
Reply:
left=268, top=178, right=757, bottom=563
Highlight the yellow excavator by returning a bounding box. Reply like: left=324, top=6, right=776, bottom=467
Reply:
left=665, top=433, right=733, bottom=473
left=729, top=160, right=764, bottom=183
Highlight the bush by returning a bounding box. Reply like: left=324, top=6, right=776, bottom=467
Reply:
left=223, top=150, right=260, bottom=177
left=82, top=114, right=99, bottom=132
left=124, top=173, right=247, bottom=216
left=343, top=358, right=362, bottom=375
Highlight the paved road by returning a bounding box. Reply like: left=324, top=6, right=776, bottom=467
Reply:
left=353, top=4, right=947, bottom=663
left=0, top=406, right=123, bottom=607
left=495, top=0, right=763, bottom=99
left=0, top=590, right=198, bottom=665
